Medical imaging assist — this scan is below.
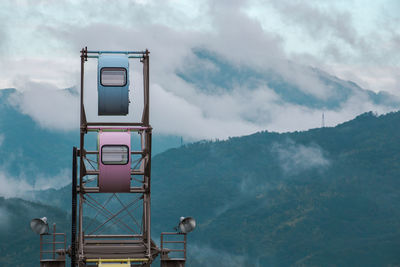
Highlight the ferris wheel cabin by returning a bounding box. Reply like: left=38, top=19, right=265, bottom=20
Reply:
left=98, top=54, right=130, bottom=116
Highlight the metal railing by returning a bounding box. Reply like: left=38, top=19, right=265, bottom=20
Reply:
left=40, top=224, right=66, bottom=261
left=160, top=232, right=187, bottom=260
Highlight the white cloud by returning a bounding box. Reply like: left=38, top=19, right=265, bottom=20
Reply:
left=8, top=79, right=79, bottom=131
left=0, top=171, right=34, bottom=198
left=33, top=169, right=71, bottom=191
left=326, top=64, right=400, bottom=96
left=0, top=169, right=70, bottom=199
left=4, top=62, right=397, bottom=138
left=0, top=0, right=399, bottom=139
left=151, top=84, right=262, bottom=139
left=272, top=139, right=330, bottom=174
left=5, top=59, right=76, bottom=90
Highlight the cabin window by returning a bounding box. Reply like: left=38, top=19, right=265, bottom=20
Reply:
left=101, top=145, right=129, bottom=165
left=100, top=67, right=127, bottom=87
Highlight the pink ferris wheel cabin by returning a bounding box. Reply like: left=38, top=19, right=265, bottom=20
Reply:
left=98, top=130, right=131, bottom=192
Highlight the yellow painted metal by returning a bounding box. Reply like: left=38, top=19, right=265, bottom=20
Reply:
left=98, top=263, right=129, bottom=267
left=86, top=258, right=149, bottom=265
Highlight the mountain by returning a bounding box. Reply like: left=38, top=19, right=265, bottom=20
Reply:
left=150, top=111, right=400, bottom=266
left=24, top=110, right=400, bottom=266
left=177, top=49, right=400, bottom=110
left=0, top=197, right=70, bottom=267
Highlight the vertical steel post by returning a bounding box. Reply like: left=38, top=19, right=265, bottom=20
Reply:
left=78, top=47, right=87, bottom=262
left=141, top=50, right=150, bottom=125
left=71, top=147, right=77, bottom=267
left=145, top=130, right=152, bottom=258
left=142, top=52, right=152, bottom=259
left=160, top=233, right=164, bottom=251
left=141, top=131, right=146, bottom=244
left=53, top=223, right=56, bottom=259
left=78, top=192, right=84, bottom=260
left=40, top=234, right=43, bottom=260
left=184, top=233, right=187, bottom=259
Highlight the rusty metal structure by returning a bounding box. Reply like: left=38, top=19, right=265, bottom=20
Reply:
left=160, top=233, right=187, bottom=267
left=72, top=47, right=158, bottom=266
left=32, top=48, right=194, bottom=267
left=40, top=224, right=67, bottom=267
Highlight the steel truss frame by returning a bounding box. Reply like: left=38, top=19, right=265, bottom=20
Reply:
left=71, top=47, right=157, bottom=267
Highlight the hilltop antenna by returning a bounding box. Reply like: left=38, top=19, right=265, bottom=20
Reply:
left=322, top=112, right=325, bottom=128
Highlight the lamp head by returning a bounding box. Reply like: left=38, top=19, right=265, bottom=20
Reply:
left=30, top=217, right=49, bottom=235
left=178, top=217, right=196, bottom=234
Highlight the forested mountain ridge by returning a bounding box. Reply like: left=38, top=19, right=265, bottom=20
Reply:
left=1, top=111, right=400, bottom=266
left=151, top=111, right=400, bottom=266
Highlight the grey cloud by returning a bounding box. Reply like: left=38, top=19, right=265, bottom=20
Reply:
left=0, top=0, right=398, bottom=140
left=0, top=28, right=7, bottom=55
left=265, top=1, right=386, bottom=68
left=207, top=1, right=286, bottom=69
left=271, top=1, right=358, bottom=47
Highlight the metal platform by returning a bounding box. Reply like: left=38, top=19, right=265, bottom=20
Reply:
left=83, top=238, right=159, bottom=260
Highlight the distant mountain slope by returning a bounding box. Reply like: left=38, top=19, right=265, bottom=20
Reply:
left=0, top=197, right=70, bottom=267
left=31, top=111, right=400, bottom=266
left=150, top=111, right=400, bottom=266
left=0, top=88, right=77, bottom=178
left=177, top=49, right=400, bottom=110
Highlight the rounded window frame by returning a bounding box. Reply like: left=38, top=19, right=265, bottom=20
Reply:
left=101, top=144, right=130, bottom=165
left=100, top=67, right=127, bottom=87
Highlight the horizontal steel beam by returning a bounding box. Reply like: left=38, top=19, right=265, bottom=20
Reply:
left=87, top=50, right=147, bottom=54
left=161, top=232, right=186, bottom=235
left=87, top=122, right=145, bottom=126
left=85, top=235, right=142, bottom=239
left=84, top=150, right=145, bottom=155
left=84, top=245, right=146, bottom=252
left=85, top=170, right=144, bottom=175
left=86, top=258, right=149, bottom=262
left=87, top=126, right=150, bottom=131
left=78, top=186, right=145, bottom=193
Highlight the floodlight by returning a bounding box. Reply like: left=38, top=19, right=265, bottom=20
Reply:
left=178, top=217, right=196, bottom=234
left=30, top=217, right=49, bottom=235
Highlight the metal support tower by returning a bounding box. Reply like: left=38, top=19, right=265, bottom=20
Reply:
left=71, top=47, right=158, bottom=267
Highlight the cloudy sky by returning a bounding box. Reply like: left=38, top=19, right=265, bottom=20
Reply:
left=0, top=0, right=399, bottom=139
